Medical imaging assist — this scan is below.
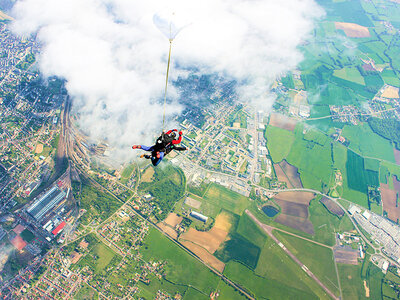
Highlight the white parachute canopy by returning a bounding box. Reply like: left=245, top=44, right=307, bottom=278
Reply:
left=153, top=9, right=190, bottom=41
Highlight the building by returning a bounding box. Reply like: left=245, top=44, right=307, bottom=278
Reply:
left=27, top=186, right=66, bottom=221
left=190, top=211, right=208, bottom=223
left=52, top=221, right=66, bottom=236
left=382, top=260, right=389, bottom=272
left=348, top=205, right=361, bottom=215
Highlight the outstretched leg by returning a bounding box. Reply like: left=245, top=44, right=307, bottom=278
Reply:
left=151, top=151, right=164, bottom=166
left=132, top=145, right=154, bottom=152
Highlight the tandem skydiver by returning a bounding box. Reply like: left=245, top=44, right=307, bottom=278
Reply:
left=132, top=129, right=187, bottom=166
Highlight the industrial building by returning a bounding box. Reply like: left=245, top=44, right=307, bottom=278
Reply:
left=27, top=186, right=66, bottom=221
left=190, top=211, right=208, bottom=223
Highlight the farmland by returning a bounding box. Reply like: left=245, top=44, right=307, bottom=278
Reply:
left=203, top=183, right=249, bottom=215
left=265, top=126, right=295, bottom=163
left=141, top=228, right=219, bottom=294
left=273, top=231, right=340, bottom=297
left=346, top=150, right=379, bottom=193
left=274, top=160, right=303, bottom=188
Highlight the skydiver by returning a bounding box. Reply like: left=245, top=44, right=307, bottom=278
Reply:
left=132, top=129, right=186, bottom=166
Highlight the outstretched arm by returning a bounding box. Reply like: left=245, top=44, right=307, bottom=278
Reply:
left=172, top=131, right=183, bottom=145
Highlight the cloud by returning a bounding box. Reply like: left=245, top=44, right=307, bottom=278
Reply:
left=11, top=0, right=324, bottom=162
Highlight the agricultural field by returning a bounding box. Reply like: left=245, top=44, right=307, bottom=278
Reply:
left=380, top=176, right=400, bottom=222
left=333, top=67, right=365, bottom=85
left=203, top=183, right=249, bottom=216
left=285, top=125, right=333, bottom=191
left=179, top=211, right=233, bottom=271
left=273, top=231, right=340, bottom=297
left=346, top=150, right=379, bottom=194
left=224, top=235, right=332, bottom=300
left=274, top=160, right=303, bottom=188
left=265, top=126, right=295, bottom=163
left=341, top=124, right=395, bottom=162
left=236, top=213, right=267, bottom=248
left=141, top=227, right=239, bottom=296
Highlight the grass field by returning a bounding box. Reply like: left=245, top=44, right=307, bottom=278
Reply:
left=135, top=274, right=187, bottom=299
left=203, top=183, right=249, bottom=215
left=236, top=213, right=267, bottom=248
left=338, top=264, right=369, bottom=300
left=141, top=228, right=218, bottom=294
left=216, top=279, right=246, bottom=300
left=285, top=126, right=333, bottom=189
left=364, top=157, right=380, bottom=172
left=182, top=287, right=209, bottom=300
left=225, top=259, right=325, bottom=299
left=120, top=164, right=135, bottom=184
left=214, top=233, right=261, bottom=269
left=341, top=124, right=395, bottom=162
left=265, top=126, right=295, bottom=163
left=332, top=144, right=369, bottom=207
left=77, top=236, right=120, bottom=275
left=255, top=238, right=330, bottom=299
left=273, top=230, right=340, bottom=297
left=74, top=282, right=99, bottom=299
left=346, top=150, right=379, bottom=193
left=20, top=229, right=35, bottom=242
left=308, top=198, right=354, bottom=246
left=333, top=68, right=365, bottom=85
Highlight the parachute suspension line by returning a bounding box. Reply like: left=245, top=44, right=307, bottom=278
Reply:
left=162, top=39, right=173, bottom=132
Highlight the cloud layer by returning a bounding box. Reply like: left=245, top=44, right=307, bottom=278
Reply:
left=11, top=0, right=324, bottom=161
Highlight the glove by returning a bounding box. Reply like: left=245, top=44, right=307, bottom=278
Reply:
left=179, top=131, right=183, bottom=135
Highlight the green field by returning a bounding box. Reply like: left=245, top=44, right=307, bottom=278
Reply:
left=182, top=287, right=209, bottom=300
left=332, top=144, right=369, bottom=207
left=308, top=198, right=354, bottom=246
left=141, top=228, right=218, bottom=294
left=225, top=261, right=321, bottom=299
left=215, top=233, right=261, bottom=269
left=236, top=213, right=267, bottom=248
left=77, top=236, right=120, bottom=274
left=139, top=164, right=186, bottom=220
left=135, top=274, right=187, bottom=299
left=74, top=282, right=99, bottom=300
left=72, top=179, right=122, bottom=225
left=273, top=230, right=340, bottom=297
left=216, top=279, right=246, bottom=300
left=333, top=68, right=365, bottom=85
left=338, top=264, right=368, bottom=300
left=20, top=229, right=35, bottom=242
left=346, top=150, right=379, bottom=193
left=364, top=157, right=380, bottom=172
left=120, top=164, right=135, bottom=184
left=265, top=126, right=295, bottom=163
left=341, top=124, right=395, bottom=162
left=285, top=126, right=333, bottom=190
left=203, top=183, right=249, bottom=215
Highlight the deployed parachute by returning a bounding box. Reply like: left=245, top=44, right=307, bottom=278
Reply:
left=153, top=10, right=189, bottom=41
left=153, top=10, right=190, bottom=130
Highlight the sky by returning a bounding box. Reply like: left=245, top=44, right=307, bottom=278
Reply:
left=11, top=0, right=324, bottom=162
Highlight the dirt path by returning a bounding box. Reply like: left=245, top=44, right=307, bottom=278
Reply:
left=245, top=210, right=339, bottom=300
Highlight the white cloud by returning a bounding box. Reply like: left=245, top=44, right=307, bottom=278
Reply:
left=11, top=0, right=324, bottom=162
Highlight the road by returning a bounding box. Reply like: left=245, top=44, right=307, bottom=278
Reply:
left=245, top=210, right=339, bottom=300
left=306, top=107, right=396, bottom=121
